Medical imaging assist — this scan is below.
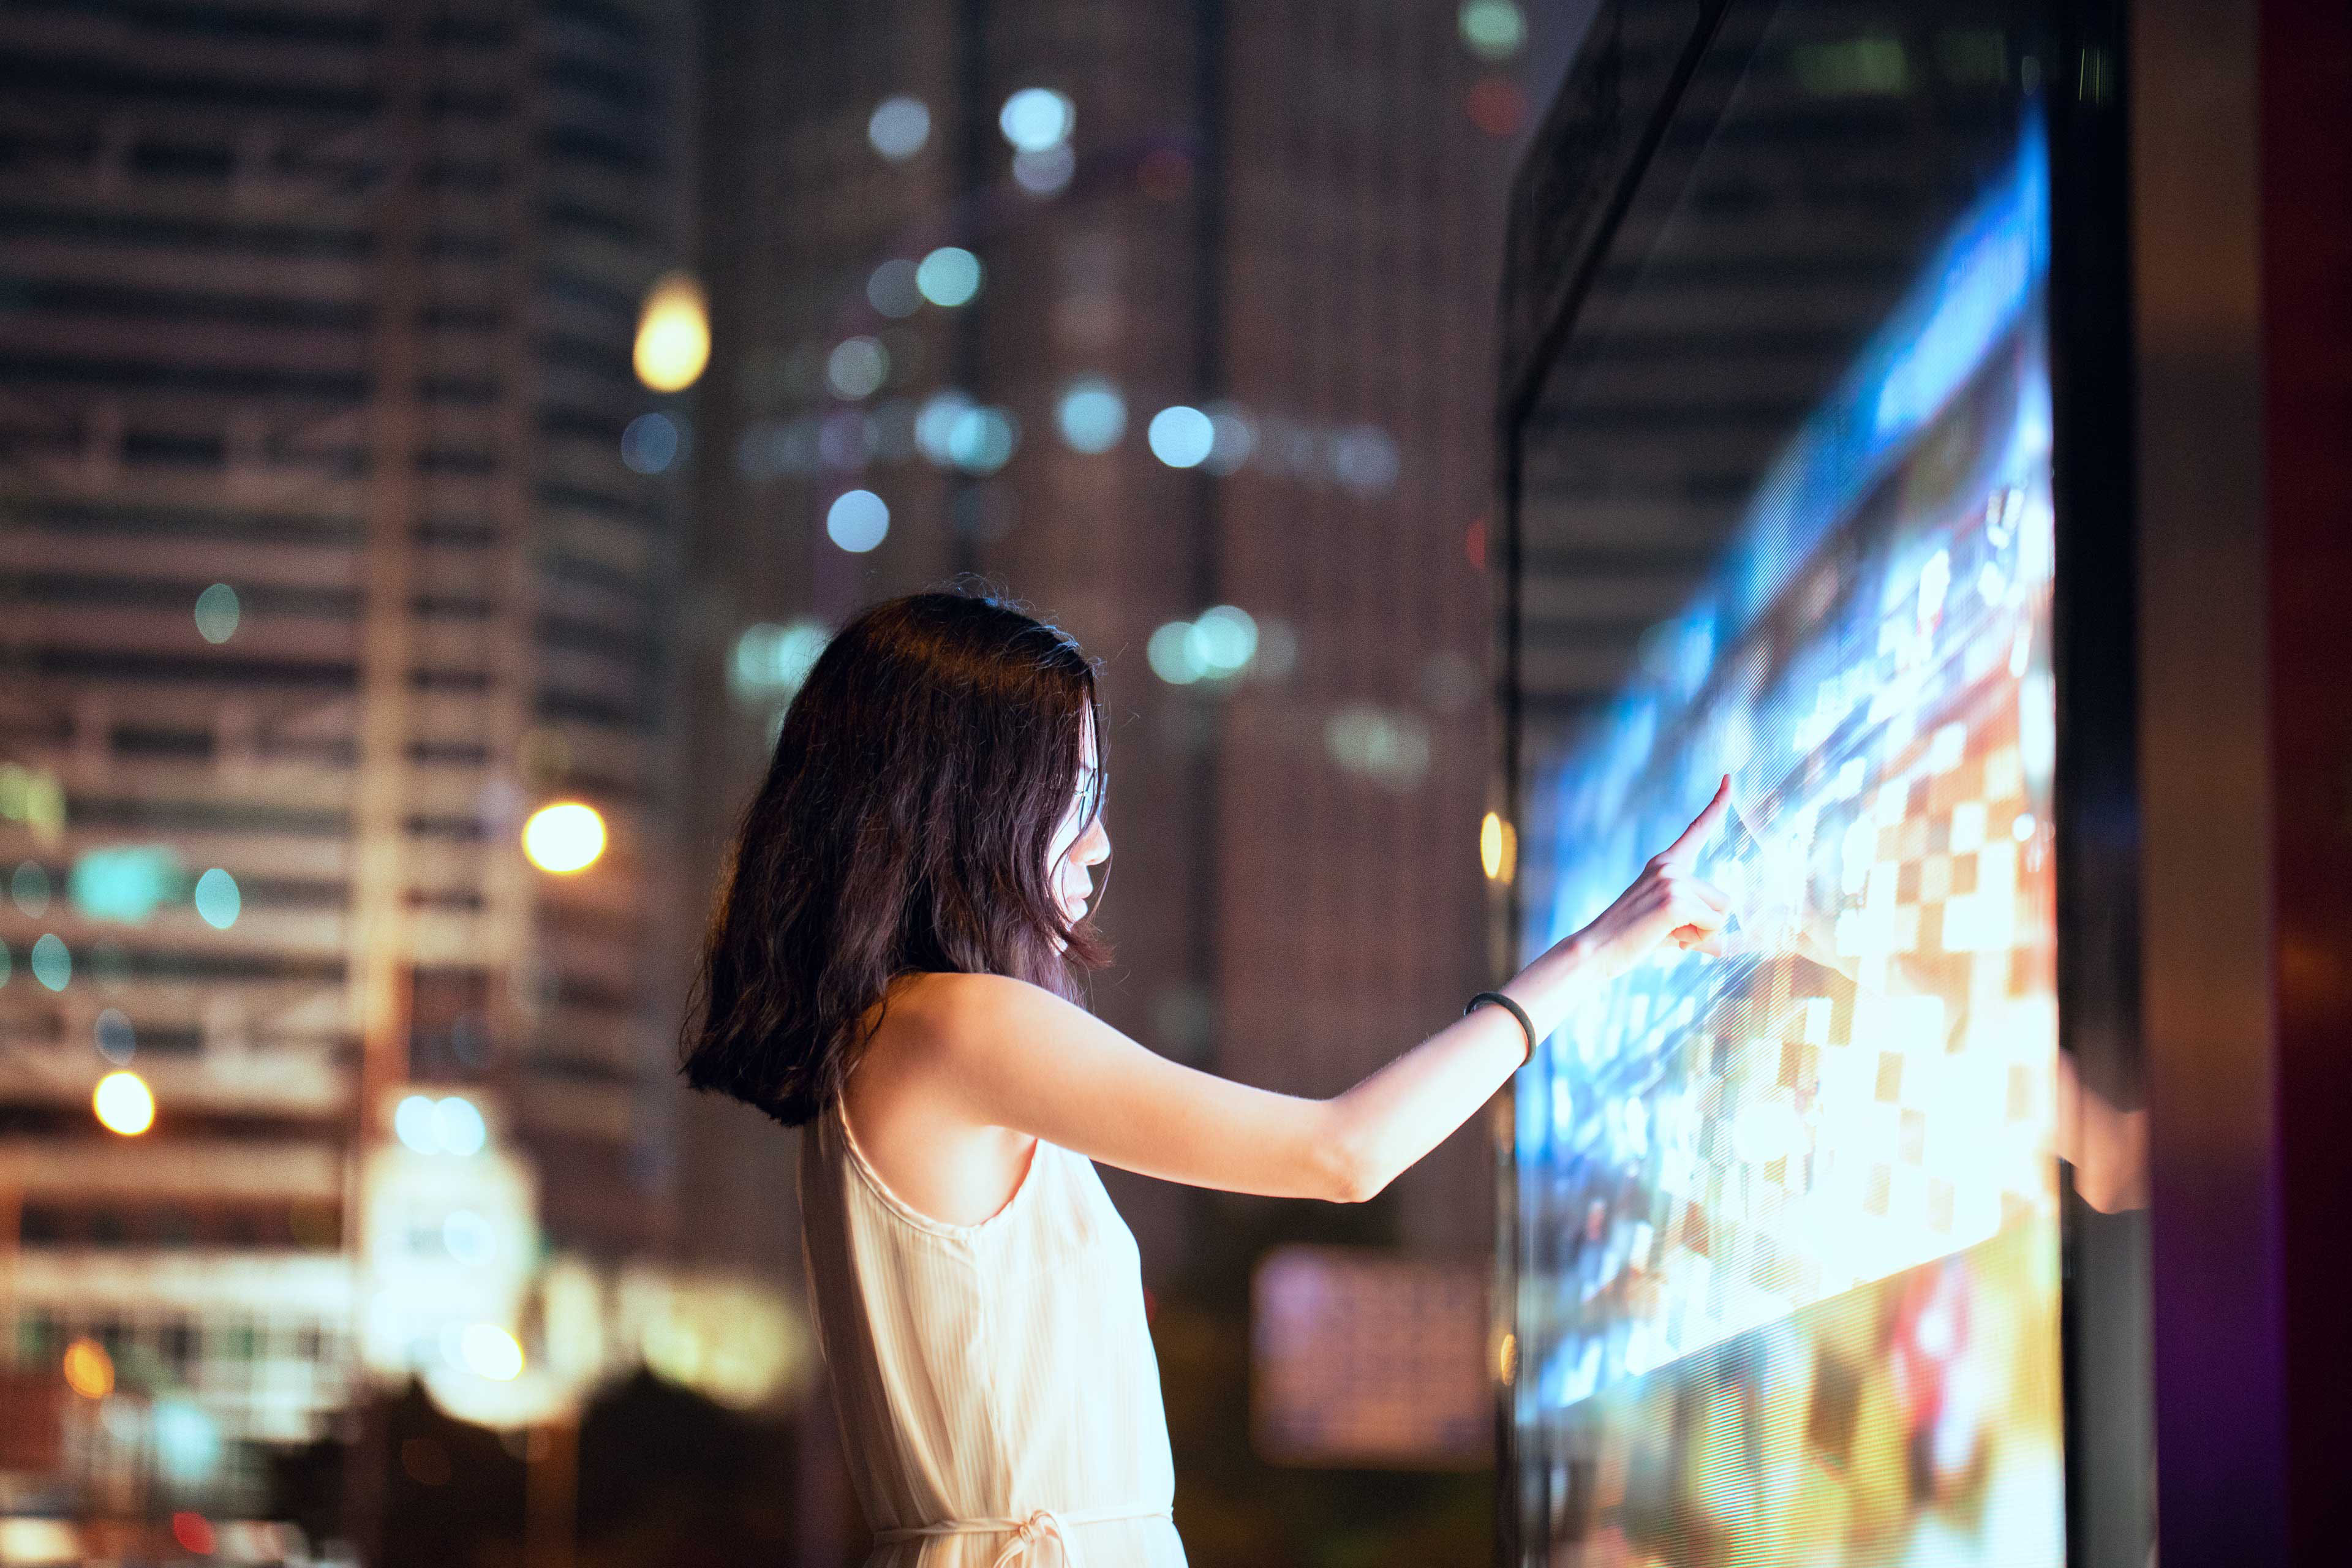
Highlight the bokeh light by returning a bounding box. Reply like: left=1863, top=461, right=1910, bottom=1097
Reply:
left=153, top=1399, right=222, bottom=1484
left=70, top=845, right=184, bottom=924
left=29, top=933, right=69, bottom=991
left=1480, top=811, right=1518, bottom=882
left=94, top=1007, right=135, bottom=1064
left=1467, top=75, right=1528, bottom=138
left=1147, top=405, right=1215, bottom=468
left=916, top=391, right=974, bottom=465
left=193, top=867, right=240, bottom=929
left=1148, top=621, right=1204, bottom=685
left=1013, top=143, right=1075, bottom=196
left=916, top=247, right=982, bottom=307
left=826, top=336, right=888, bottom=399
left=194, top=582, right=240, bottom=643
left=458, top=1322, right=525, bottom=1381
left=435, top=1095, right=488, bottom=1156
left=1204, top=402, right=1257, bottom=475
left=1330, top=426, right=1401, bottom=492
left=999, top=87, right=1074, bottom=151
left=394, top=1093, right=439, bottom=1152
left=731, top=619, right=831, bottom=699
left=1325, top=705, right=1433, bottom=791
left=11, top=859, right=50, bottom=916
left=94, top=1069, right=155, bottom=1136
left=523, top=802, right=605, bottom=873
left=1459, top=0, right=1527, bottom=60
left=171, top=1514, right=216, bottom=1556
left=62, top=1338, right=114, bottom=1400
left=826, top=489, right=891, bottom=552
left=1056, top=377, right=1127, bottom=453
left=0, top=764, right=64, bottom=846
left=867, top=258, right=922, bottom=318
left=867, top=95, right=931, bottom=160
left=633, top=272, right=710, bottom=393
left=620, top=411, right=680, bottom=474
left=1149, top=608, right=1259, bottom=685
left=1187, top=606, right=1259, bottom=676
left=945, top=407, right=1018, bottom=474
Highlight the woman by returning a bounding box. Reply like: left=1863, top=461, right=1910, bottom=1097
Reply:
left=681, top=590, right=1729, bottom=1567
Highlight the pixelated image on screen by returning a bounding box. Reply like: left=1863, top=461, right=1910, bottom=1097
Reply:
left=1513, top=116, right=2064, bottom=1566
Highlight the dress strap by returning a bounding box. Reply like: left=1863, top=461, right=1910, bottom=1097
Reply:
left=872, top=1503, right=1171, bottom=1567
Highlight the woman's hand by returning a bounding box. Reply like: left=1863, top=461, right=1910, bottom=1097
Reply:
left=1561, top=775, right=1735, bottom=981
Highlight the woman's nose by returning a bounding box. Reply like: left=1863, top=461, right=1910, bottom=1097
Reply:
left=1075, top=818, right=1110, bottom=865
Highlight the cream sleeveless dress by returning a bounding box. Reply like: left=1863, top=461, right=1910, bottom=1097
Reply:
left=799, top=1087, right=1187, bottom=1568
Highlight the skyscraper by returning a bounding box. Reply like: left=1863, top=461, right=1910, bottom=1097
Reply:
left=0, top=0, right=714, bottom=1517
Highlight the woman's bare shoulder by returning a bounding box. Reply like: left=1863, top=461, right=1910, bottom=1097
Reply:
left=868, top=974, right=1090, bottom=1115
left=871, top=970, right=1055, bottom=1064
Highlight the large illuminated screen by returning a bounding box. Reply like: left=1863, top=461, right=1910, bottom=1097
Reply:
left=1510, top=88, right=2062, bottom=1568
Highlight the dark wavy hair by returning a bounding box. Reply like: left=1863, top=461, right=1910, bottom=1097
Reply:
left=678, top=590, right=1110, bottom=1127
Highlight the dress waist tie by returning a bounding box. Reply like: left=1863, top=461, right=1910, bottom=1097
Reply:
left=873, top=1503, right=1172, bottom=1567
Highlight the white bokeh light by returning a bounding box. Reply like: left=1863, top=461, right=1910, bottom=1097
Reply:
left=946, top=407, right=1019, bottom=474
left=916, top=247, right=982, bottom=307
left=999, top=88, right=1074, bottom=151
left=826, top=489, right=891, bottom=552
left=394, top=1093, right=438, bottom=1153
left=432, top=1095, right=487, bottom=1156
left=1147, top=405, right=1215, bottom=469
left=826, top=336, right=888, bottom=399
left=1186, top=606, right=1258, bottom=676
left=916, top=391, right=976, bottom=466
left=1013, top=143, right=1075, bottom=196
left=867, top=96, right=931, bottom=160
left=458, top=1322, right=525, bottom=1381
left=1148, top=622, right=1204, bottom=685
left=1056, top=377, right=1126, bottom=453
left=194, top=583, right=240, bottom=644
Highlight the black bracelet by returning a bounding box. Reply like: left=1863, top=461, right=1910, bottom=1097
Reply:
left=1465, top=990, right=1537, bottom=1068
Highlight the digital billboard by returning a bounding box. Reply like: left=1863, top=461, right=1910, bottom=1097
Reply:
left=1509, top=94, right=2065, bottom=1566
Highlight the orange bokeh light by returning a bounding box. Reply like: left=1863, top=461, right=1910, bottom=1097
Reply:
left=62, top=1336, right=114, bottom=1400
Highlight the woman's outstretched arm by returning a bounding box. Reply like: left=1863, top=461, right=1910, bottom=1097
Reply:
left=921, top=778, right=1732, bottom=1203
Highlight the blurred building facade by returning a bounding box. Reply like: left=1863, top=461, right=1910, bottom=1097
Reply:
left=0, top=0, right=1545, bottom=1556
left=1208, top=0, right=1518, bottom=1254
left=0, top=0, right=797, bottom=1532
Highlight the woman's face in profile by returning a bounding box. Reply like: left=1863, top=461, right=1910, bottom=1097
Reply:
left=1046, top=715, right=1108, bottom=948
